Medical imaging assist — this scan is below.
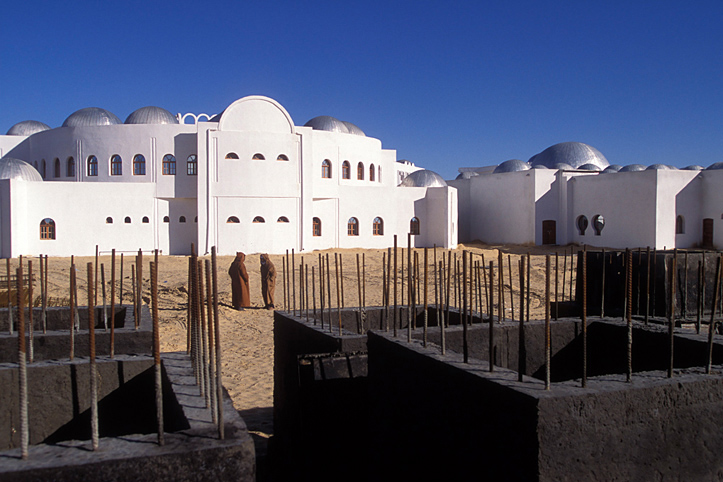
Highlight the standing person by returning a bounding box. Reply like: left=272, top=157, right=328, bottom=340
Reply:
left=228, top=252, right=251, bottom=310
left=260, top=254, right=276, bottom=310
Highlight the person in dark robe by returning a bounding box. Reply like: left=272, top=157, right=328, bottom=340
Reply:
left=260, top=254, right=276, bottom=310
left=228, top=252, right=251, bottom=309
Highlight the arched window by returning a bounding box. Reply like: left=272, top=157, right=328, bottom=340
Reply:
left=369, top=164, right=375, bottom=181
left=142, top=216, right=149, bottom=223
left=253, top=216, right=265, bottom=223
left=106, top=217, right=113, bottom=224
left=357, top=162, right=364, bottom=180
left=133, top=155, right=146, bottom=175
left=179, top=216, right=186, bottom=223
left=225, top=152, right=239, bottom=159
left=277, top=154, right=289, bottom=161
left=676, top=215, right=685, bottom=234
left=348, top=217, right=359, bottom=236
left=187, top=155, right=197, bottom=175
left=124, top=217, right=132, bottom=224
left=163, top=216, right=170, bottom=223
left=87, top=156, right=98, bottom=176
left=410, top=217, right=420, bottom=235
left=313, top=217, right=322, bottom=236
left=321, top=160, right=332, bottom=178
left=54, top=158, right=61, bottom=178
left=373, top=217, right=384, bottom=235
left=41, top=159, right=46, bottom=179
left=40, top=218, right=55, bottom=240
left=342, top=161, right=351, bottom=179
left=592, top=214, right=605, bottom=236
left=577, top=215, right=589, bottom=236
left=252, top=153, right=265, bottom=160
left=111, top=155, right=123, bottom=175
left=162, top=154, right=176, bottom=175
left=277, top=216, right=289, bottom=223
left=66, top=157, right=75, bottom=177
left=378, top=165, right=382, bottom=182
left=227, top=216, right=240, bottom=223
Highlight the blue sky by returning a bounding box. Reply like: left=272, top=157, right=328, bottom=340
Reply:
left=2, top=1, right=722, bottom=179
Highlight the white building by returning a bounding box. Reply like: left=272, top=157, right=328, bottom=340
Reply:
left=451, top=142, right=723, bottom=250
left=0, top=96, right=457, bottom=257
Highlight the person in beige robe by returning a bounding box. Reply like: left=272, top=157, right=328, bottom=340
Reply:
left=228, top=252, right=250, bottom=309
left=260, top=253, right=276, bottom=310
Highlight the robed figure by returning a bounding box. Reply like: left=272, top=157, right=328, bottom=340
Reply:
left=228, top=252, right=251, bottom=309
left=260, top=254, right=276, bottom=310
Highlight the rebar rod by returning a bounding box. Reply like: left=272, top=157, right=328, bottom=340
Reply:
left=394, top=236, right=398, bottom=336
left=356, top=254, right=363, bottom=334
left=95, top=245, right=99, bottom=307
left=292, top=249, right=296, bottom=316
left=27, top=261, right=33, bottom=363
left=363, top=253, right=366, bottom=314
left=645, top=247, right=651, bottom=324
left=545, top=255, right=551, bottom=390
left=446, top=251, right=452, bottom=330
left=40, top=254, right=46, bottom=334
left=569, top=246, right=574, bottom=302
left=600, top=248, right=606, bottom=318
left=508, top=254, right=515, bottom=322
left=205, top=259, right=217, bottom=423
left=554, top=252, right=559, bottom=321
left=408, top=235, right=412, bottom=338
left=101, top=264, right=108, bottom=331
left=285, top=250, right=290, bottom=312
left=282, top=257, right=287, bottom=311
left=16, top=264, right=28, bottom=460
left=439, top=261, right=446, bottom=355
left=110, top=250, right=116, bottom=358
left=150, top=261, right=165, bottom=445
left=481, top=255, right=489, bottom=319
left=119, top=253, right=124, bottom=305
left=198, top=260, right=209, bottom=404
left=326, top=253, right=332, bottom=332
left=582, top=247, right=587, bottom=388
left=498, top=251, right=505, bottom=322
left=70, top=262, right=76, bottom=360
left=87, top=262, right=99, bottom=451
left=526, top=253, right=531, bottom=323
left=518, top=256, right=525, bottom=382
left=131, top=264, right=137, bottom=330
left=462, top=251, right=468, bottom=362
left=684, top=251, right=689, bottom=320
left=697, top=260, right=703, bottom=334
left=706, top=255, right=722, bottom=374
left=312, top=266, right=317, bottom=325
left=489, top=261, right=495, bottom=372
left=652, top=248, right=658, bottom=317
left=7, top=258, right=13, bottom=335
left=334, top=253, right=341, bottom=335
left=669, top=255, right=677, bottom=378
left=423, top=247, right=429, bottom=347
left=305, top=263, right=310, bottom=323
left=339, top=254, right=344, bottom=309
left=562, top=248, right=567, bottom=302
left=137, top=249, right=143, bottom=329
left=186, top=259, right=192, bottom=353
left=318, top=254, right=324, bottom=328
left=211, top=247, right=224, bottom=439
left=627, top=249, right=633, bottom=383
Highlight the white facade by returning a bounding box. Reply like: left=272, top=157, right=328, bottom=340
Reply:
left=0, top=96, right=458, bottom=257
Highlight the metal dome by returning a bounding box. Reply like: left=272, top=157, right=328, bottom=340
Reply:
left=528, top=142, right=610, bottom=170
left=341, top=121, right=366, bottom=136
left=706, top=162, right=723, bottom=170
left=399, top=170, right=448, bottom=187
left=7, top=120, right=51, bottom=136
left=456, top=171, right=480, bottom=180
left=125, top=106, right=179, bottom=125
left=0, top=157, right=43, bottom=181
left=552, top=163, right=575, bottom=170
left=62, top=107, right=121, bottom=127
left=603, top=164, right=623, bottom=173
left=646, top=164, right=672, bottom=170
left=619, top=164, right=647, bottom=172
left=578, top=163, right=602, bottom=171
left=682, top=165, right=704, bottom=171
left=304, top=116, right=349, bottom=134
left=493, top=159, right=530, bottom=173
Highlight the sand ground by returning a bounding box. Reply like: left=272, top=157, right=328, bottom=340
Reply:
left=27, top=242, right=578, bottom=440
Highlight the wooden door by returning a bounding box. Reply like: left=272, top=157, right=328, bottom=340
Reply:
left=703, top=218, right=714, bottom=248
left=542, top=220, right=556, bottom=245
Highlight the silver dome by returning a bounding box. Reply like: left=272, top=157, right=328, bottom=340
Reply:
left=529, top=142, right=610, bottom=170
left=0, top=157, right=43, bottom=181
left=304, top=116, right=349, bottom=134
left=552, top=163, right=575, bottom=170
left=578, top=163, right=602, bottom=171
left=399, top=170, right=448, bottom=187
left=603, top=164, right=623, bottom=173
left=647, top=164, right=672, bottom=170
left=125, top=106, right=179, bottom=125
left=706, top=162, right=723, bottom=170
left=62, top=107, right=121, bottom=127
left=7, top=120, right=51, bottom=136
left=493, top=159, right=530, bottom=173
left=341, top=121, right=366, bottom=136
left=682, top=165, right=704, bottom=171
left=456, top=171, right=480, bottom=180
left=619, top=164, right=647, bottom=172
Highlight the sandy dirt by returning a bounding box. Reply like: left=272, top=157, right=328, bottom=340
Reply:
left=26, top=242, right=578, bottom=439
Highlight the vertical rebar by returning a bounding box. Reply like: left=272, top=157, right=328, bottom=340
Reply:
left=508, top=254, right=515, bottom=322
left=305, top=263, right=310, bottom=323
left=518, top=256, right=525, bottom=382
left=356, top=254, right=363, bottom=334
left=282, top=257, right=287, bottom=311
left=489, top=261, right=495, bottom=372
left=684, top=251, right=689, bottom=320
left=652, top=248, right=658, bottom=317
left=326, top=254, right=332, bottom=332
left=545, top=255, right=551, bottom=390
left=363, top=253, right=366, bottom=313
left=198, top=260, right=209, bottom=405
left=7, top=258, right=13, bottom=335
left=285, top=250, right=290, bottom=312
left=394, top=236, right=398, bottom=336
left=627, top=249, right=633, bottom=383
left=137, top=250, right=143, bottom=329
left=70, top=262, right=76, bottom=360
left=706, top=255, right=722, bottom=374
left=668, top=255, right=676, bottom=378
left=119, top=253, right=124, bottom=305
left=16, top=264, right=28, bottom=460
left=562, top=249, right=567, bottom=302
left=27, top=261, right=33, bottom=363
left=600, top=248, right=606, bottom=318
left=131, top=263, right=137, bottom=330
left=554, top=252, right=559, bottom=321
left=110, top=250, right=116, bottom=358
left=211, top=247, right=224, bottom=439
left=318, top=254, right=325, bottom=329
left=339, top=254, right=344, bottom=309
left=423, top=247, right=428, bottom=347
left=446, top=251, right=452, bottom=329
left=407, top=234, right=412, bottom=338
left=439, top=260, right=446, bottom=355
left=526, top=253, right=531, bottom=323
left=95, top=245, right=99, bottom=307
left=462, top=251, right=468, bottom=362
left=645, top=247, right=651, bottom=324
left=87, top=262, right=99, bottom=451
left=569, top=246, right=574, bottom=302
left=40, top=255, right=46, bottom=334
left=101, top=264, right=108, bottom=331
left=292, top=249, right=296, bottom=316
left=697, top=259, right=703, bottom=334
left=582, top=247, right=587, bottom=388
left=205, top=260, right=217, bottom=424
left=150, top=261, right=165, bottom=445
left=498, top=251, right=504, bottom=322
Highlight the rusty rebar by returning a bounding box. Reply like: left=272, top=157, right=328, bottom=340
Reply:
left=706, top=255, right=722, bottom=374
left=7, top=258, right=13, bottom=335
left=462, top=251, right=468, bottom=362
left=423, top=247, right=428, bottom=347
left=137, top=249, right=143, bottom=329
left=439, top=260, right=446, bottom=355
left=335, top=253, right=341, bottom=335
left=211, top=247, right=224, bottom=439
left=70, top=262, right=76, bottom=360
left=150, top=261, right=165, bottom=445
left=498, top=251, right=504, bottom=322
left=110, top=250, right=116, bottom=358
left=600, top=248, right=606, bottom=318
left=394, top=236, right=398, bottom=336
left=526, top=252, right=531, bottom=323
left=101, top=264, right=108, bottom=331
left=27, top=261, right=33, bottom=363
left=326, top=253, right=332, bottom=332
left=627, top=249, right=633, bottom=382
left=119, top=253, right=124, bottom=306
left=407, top=235, right=412, bottom=338
left=339, top=254, right=344, bottom=309
left=582, top=247, right=587, bottom=388
left=282, top=257, right=287, bottom=311
left=356, top=254, right=363, bottom=334
left=95, top=245, right=99, bottom=307
left=562, top=248, right=567, bottom=302
left=446, top=251, right=452, bottom=329
left=684, top=251, right=689, bottom=320
left=198, top=260, right=209, bottom=404
left=131, top=263, right=137, bottom=330
left=40, top=255, right=46, bottom=334
left=205, top=260, right=217, bottom=424
left=363, top=253, right=366, bottom=314
left=292, top=249, right=296, bottom=316
left=569, top=246, right=574, bottom=302
left=545, top=255, right=551, bottom=390
left=652, top=248, right=658, bottom=318
left=554, top=252, right=559, bottom=321
left=305, top=263, right=310, bottom=323
left=285, top=249, right=290, bottom=311
left=481, top=255, right=489, bottom=319
left=489, top=260, right=495, bottom=372
left=518, top=256, right=525, bottom=382
left=16, top=264, right=28, bottom=460
left=318, top=254, right=324, bottom=328
left=668, top=255, right=677, bottom=378
left=87, top=262, right=99, bottom=451
left=508, top=254, right=515, bottom=322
